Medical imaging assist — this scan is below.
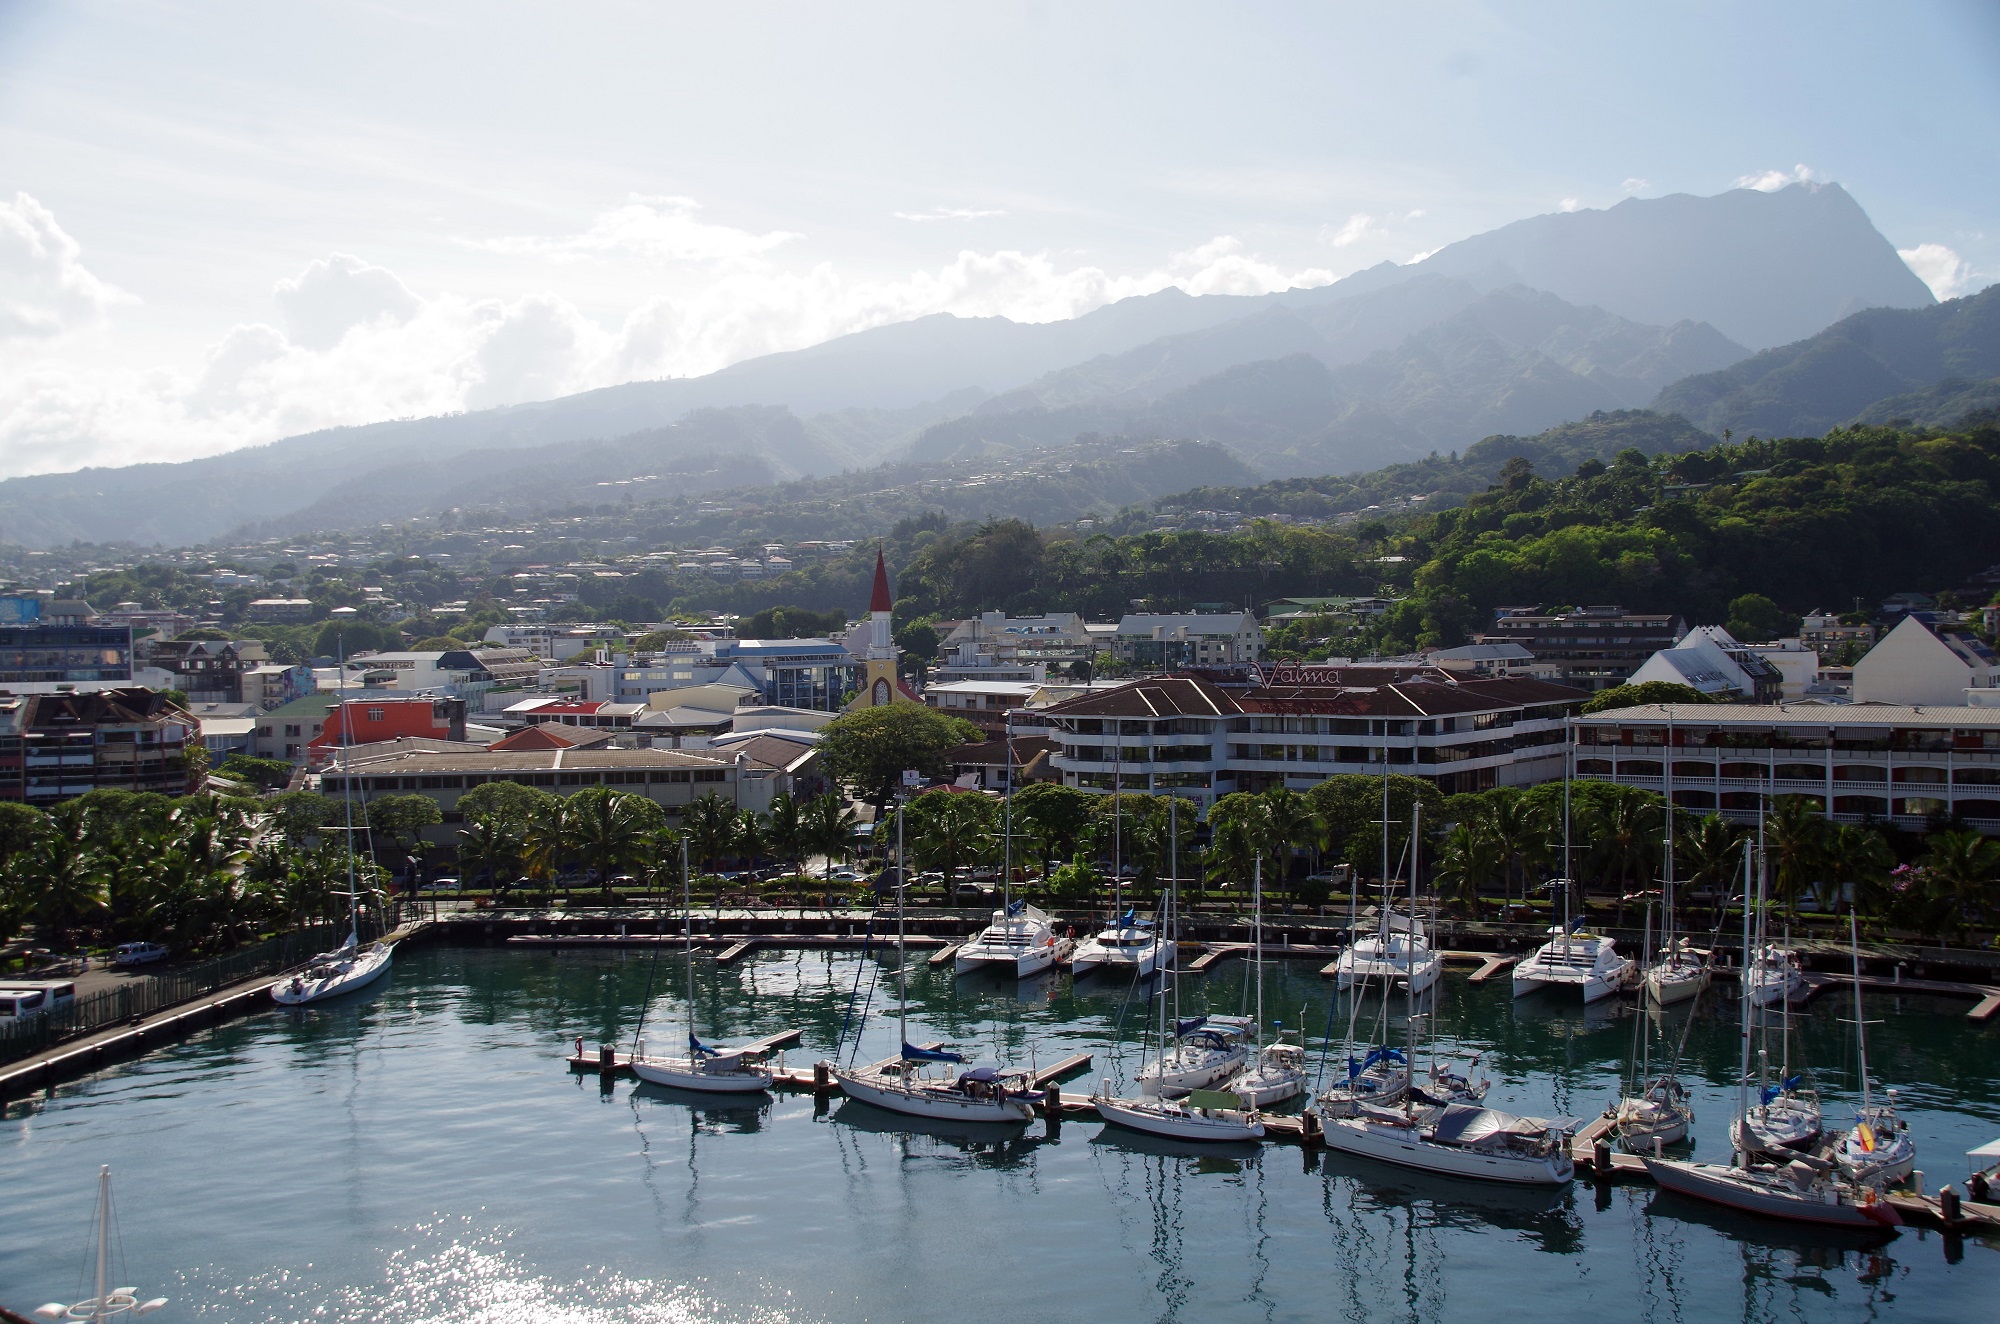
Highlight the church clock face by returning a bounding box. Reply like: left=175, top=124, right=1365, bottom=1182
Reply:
left=873, top=677, right=890, bottom=706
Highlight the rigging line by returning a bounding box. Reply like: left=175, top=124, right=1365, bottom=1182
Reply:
left=835, top=909, right=879, bottom=1064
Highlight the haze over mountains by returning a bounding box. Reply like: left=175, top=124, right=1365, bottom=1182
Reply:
left=0, top=182, right=1956, bottom=549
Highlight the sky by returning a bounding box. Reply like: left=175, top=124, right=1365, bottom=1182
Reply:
left=1, top=0, right=1997, bottom=480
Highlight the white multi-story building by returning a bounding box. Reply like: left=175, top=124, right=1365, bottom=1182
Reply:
left=1575, top=701, right=2000, bottom=833
left=1112, top=611, right=1264, bottom=669
left=1041, top=667, right=1584, bottom=809
left=1851, top=614, right=2000, bottom=705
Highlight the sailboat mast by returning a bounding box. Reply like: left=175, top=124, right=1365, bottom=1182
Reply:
left=93, top=1165, right=109, bottom=1324
left=1253, top=853, right=1264, bottom=1055
left=1410, top=800, right=1422, bottom=1084
left=1663, top=710, right=1676, bottom=958
left=1113, top=737, right=1122, bottom=919
left=1001, top=710, right=1013, bottom=913
left=338, top=638, right=359, bottom=943
left=683, top=834, right=695, bottom=1052
left=1850, top=909, right=1871, bottom=1113
left=897, top=787, right=908, bottom=1052
left=1735, top=843, right=1754, bottom=1168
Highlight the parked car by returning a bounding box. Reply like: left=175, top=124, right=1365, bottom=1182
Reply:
left=421, top=877, right=461, bottom=892
left=112, top=941, right=170, bottom=966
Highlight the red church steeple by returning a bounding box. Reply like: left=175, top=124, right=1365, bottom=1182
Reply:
left=869, top=546, right=893, bottom=614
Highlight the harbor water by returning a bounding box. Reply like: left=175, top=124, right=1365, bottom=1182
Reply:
left=3, top=943, right=1995, bottom=1322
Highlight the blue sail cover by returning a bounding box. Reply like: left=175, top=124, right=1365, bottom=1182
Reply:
left=1760, top=1074, right=1803, bottom=1105
left=1120, top=909, right=1137, bottom=926
left=1006, top=899, right=1026, bottom=917
left=1176, top=1016, right=1208, bottom=1037
left=1347, top=1046, right=1407, bottom=1080
left=903, top=1042, right=967, bottom=1063
left=689, top=1033, right=716, bottom=1057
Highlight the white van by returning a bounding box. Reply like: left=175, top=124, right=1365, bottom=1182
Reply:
left=0, top=981, right=78, bottom=1023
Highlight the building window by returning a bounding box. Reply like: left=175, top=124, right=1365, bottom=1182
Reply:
left=366, top=708, right=385, bottom=722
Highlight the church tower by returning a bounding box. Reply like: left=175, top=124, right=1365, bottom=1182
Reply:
left=850, top=546, right=909, bottom=710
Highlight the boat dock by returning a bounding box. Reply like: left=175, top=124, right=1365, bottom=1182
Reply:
left=564, top=1027, right=807, bottom=1075
left=1797, top=970, right=2000, bottom=1020
left=509, top=932, right=948, bottom=953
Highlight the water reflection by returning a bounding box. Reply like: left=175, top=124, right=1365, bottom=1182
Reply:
left=827, top=1098, right=1047, bottom=1169
left=1320, top=1149, right=1584, bottom=1255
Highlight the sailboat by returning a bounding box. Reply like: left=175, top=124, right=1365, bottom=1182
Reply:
left=1741, top=943, right=1805, bottom=1007
left=1320, top=784, right=1416, bottom=1128
left=271, top=647, right=393, bottom=1007
left=1617, top=890, right=1695, bottom=1152
left=828, top=787, right=1037, bottom=1122
left=1225, top=856, right=1306, bottom=1107
left=1511, top=757, right=1632, bottom=1002
left=1730, top=846, right=1822, bottom=1157
left=1072, top=758, right=1164, bottom=979
left=1333, top=777, right=1442, bottom=993
left=1645, top=753, right=1711, bottom=1005
left=957, top=723, right=1068, bottom=977
left=1643, top=861, right=1900, bottom=1230
left=32, top=1166, right=168, bottom=1321
left=1094, top=816, right=1264, bottom=1142
left=630, top=836, right=773, bottom=1093
left=1829, top=911, right=1916, bottom=1185
left=1319, top=822, right=1575, bottom=1186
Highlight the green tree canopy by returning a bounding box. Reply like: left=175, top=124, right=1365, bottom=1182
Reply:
left=817, top=704, right=982, bottom=809
left=456, top=780, right=556, bottom=829
left=1580, top=681, right=1720, bottom=714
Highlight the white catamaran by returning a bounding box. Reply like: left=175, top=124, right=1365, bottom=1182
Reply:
left=630, top=836, right=774, bottom=1093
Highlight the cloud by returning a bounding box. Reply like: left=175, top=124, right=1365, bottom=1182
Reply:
left=892, top=207, right=1007, bottom=222
left=272, top=253, right=421, bottom=350
left=1558, top=198, right=1581, bottom=213
left=1621, top=178, right=1651, bottom=195
left=0, top=203, right=1338, bottom=478
left=1734, top=163, right=1820, bottom=192
left=473, top=195, right=798, bottom=264
left=0, top=192, right=131, bottom=341
left=1897, top=243, right=1981, bottom=300
left=1322, top=213, right=1379, bottom=248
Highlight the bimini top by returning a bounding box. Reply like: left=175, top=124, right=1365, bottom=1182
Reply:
left=1430, top=1104, right=1575, bottom=1145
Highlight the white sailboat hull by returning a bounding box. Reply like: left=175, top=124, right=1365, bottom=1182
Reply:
left=1321, top=1116, right=1574, bottom=1186
left=1511, top=963, right=1632, bottom=1003
left=1095, top=1095, right=1263, bottom=1142
left=1832, top=1129, right=1917, bottom=1185
left=1069, top=937, right=1164, bottom=979
left=1337, top=953, right=1443, bottom=993
left=1643, top=1157, right=1902, bottom=1229
left=1228, top=1062, right=1306, bottom=1107
left=1512, top=931, right=1634, bottom=1003
left=1644, top=963, right=1710, bottom=1005
left=1731, top=1099, right=1823, bottom=1157
left=630, top=1056, right=773, bottom=1093
left=1137, top=1044, right=1246, bottom=1098
left=832, top=1067, right=1036, bottom=1122
left=269, top=944, right=393, bottom=1006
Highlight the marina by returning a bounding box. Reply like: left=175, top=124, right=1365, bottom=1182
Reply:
left=6, top=937, right=1998, bottom=1320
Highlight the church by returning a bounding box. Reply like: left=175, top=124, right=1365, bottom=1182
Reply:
left=846, top=547, right=923, bottom=711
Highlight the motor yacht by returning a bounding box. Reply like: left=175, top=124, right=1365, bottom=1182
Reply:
left=1069, top=912, right=1164, bottom=980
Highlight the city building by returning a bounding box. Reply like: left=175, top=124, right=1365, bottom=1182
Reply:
left=0, top=687, right=195, bottom=803
left=339, top=649, right=528, bottom=703
left=1112, top=611, right=1264, bottom=669
left=845, top=549, right=921, bottom=711
left=246, top=598, right=317, bottom=623
left=1574, top=702, right=2000, bottom=833
left=319, top=744, right=752, bottom=832
left=1627, top=626, right=1785, bottom=701
left=241, top=662, right=316, bottom=711
left=934, top=611, right=1095, bottom=682
left=251, top=693, right=340, bottom=762
left=1850, top=614, right=2000, bottom=705
left=1475, top=605, right=1685, bottom=691
left=1041, top=667, right=1585, bottom=808
left=922, top=679, right=1041, bottom=738
left=143, top=638, right=265, bottom=704
left=1416, top=642, right=1551, bottom=679
left=306, top=694, right=469, bottom=760
left=500, top=697, right=647, bottom=731
left=1800, top=610, right=1875, bottom=653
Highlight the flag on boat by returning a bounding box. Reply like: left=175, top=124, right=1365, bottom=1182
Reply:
left=1856, top=1121, right=1877, bottom=1152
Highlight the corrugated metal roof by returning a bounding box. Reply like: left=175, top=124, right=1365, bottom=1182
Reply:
left=1585, top=703, right=2000, bottom=727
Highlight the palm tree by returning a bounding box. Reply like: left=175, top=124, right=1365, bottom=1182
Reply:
left=1919, top=828, right=2000, bottom=933
left=155, top=811, right=256, bottom=953
left=682, top=792, right=738, bottom=876
left=521, top=796, right=572, bottom=891
left=1259, top=786, right=1322, bottom=888
left=801, top=792, right=858, bottom=876
left=1765, top=794, right=1831, bottom=917
left=1826, top=823, right=1896, bottom=919
left=766, top=793, right=810, bottom=878
left=1580, top=786, right=1663, bottom=904
left=564, top=787, right=661, bottom=889
left=1676, top=812, right=1748, bottom=927
left=1484, top=790, right=1551, bottom=909
left=458, top=815, right=525, bottom=895
left=18, top=803, right=109, bottom=950
left=1433, top=821, right=1503, bottom=913
left=910, top=791, right=995, bottom=897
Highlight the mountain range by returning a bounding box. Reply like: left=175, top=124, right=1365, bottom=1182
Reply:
left=0, top=181, right=1955, bottom=549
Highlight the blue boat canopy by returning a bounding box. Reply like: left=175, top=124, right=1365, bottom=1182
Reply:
left=1760, top=1074, right=1803, bottom=1105
left=958, top=1066, right=1003, bottom=1082
left=903, top=1042, right=967, bottom=1063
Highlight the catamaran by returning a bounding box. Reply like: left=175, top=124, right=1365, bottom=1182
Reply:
left=1334, top=910, right=1444, bottom=994
left=1070, top=910, right=1165, bottom=979
left=955, top=899, right=1066, bottom=976
left=630, top=836, right=774, bottom=1093
left=1511, top=919, right=1634, bottom=1003
left=828, top=785, right=1038, bottom=1123
left=271, top=647, right=393, bottom=1007
left=1643, top=857, right=1900, bottom=1231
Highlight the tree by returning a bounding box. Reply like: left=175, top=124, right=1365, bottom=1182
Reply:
left=365, top=794, right=444, bottom=878
left=0, top=802, right=44, bottom=867
left=266, top=791, right=339, bottom=845
left=1205, top=793, right=1281, bottom=892
left=456, top=780, right=556, bottom=829
left=1012, top=783, right=1096, bottom=871
left=1676, top=812, right=1748, bottom=924
left=1433, top=821, right=1502, bottom=911
left=217, top=754, right=296, bottom=791
left=682, top=792, right=738, bottom=874
left=563, top=787, right=666, bottom=885
left=1581, top=681, right=1720, bottom=714
left=1579, top=784, right=1663, bottom=901
left=1919, top=829, right=2000, bottom=932
left=892, top=790, right=996, bottom=893
left=817, top=705, right=982, bottom=810
left=1726, top=593, right=1792, bottom=643
left=1305, top=774, right=1443, bottom=880
left=458, top=815, right=525, bottom=892
left=18, top=804, right=110, bottom=949
left=1765, top=794, right=1831, bottom=915
left=765, top=794, right=810, bottom=877
left=801, top=792, right=859, bottom=874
